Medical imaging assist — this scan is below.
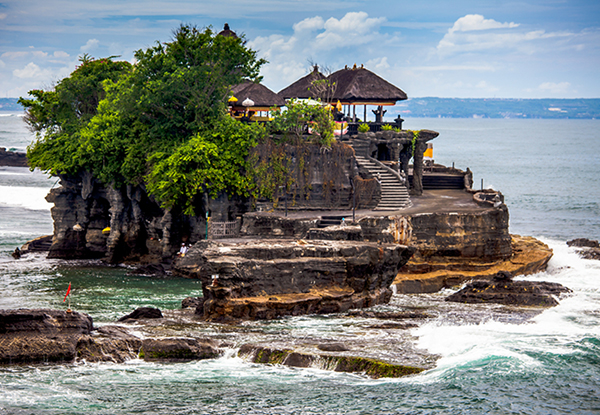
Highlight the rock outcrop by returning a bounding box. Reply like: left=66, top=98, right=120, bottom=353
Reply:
left=117, top=306, right=163, bottom=322
left=0, top=148, right=27, bottom=167
left=174, top=239, right=415, bottom=321
left=140, top=338, right=220, bottom=361
left=567, top=238, right=600, bottom=260
left=0, top=309, right=93, bottom=364
left=394, top=235, right=553, bottom=293
left=445, top=271, right=571, bottom=307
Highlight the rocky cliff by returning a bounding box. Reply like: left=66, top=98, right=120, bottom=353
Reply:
left=174, top=239, right=415, bottom=321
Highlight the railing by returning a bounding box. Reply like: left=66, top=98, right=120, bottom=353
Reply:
left=208, top=220, right=240, bottom=239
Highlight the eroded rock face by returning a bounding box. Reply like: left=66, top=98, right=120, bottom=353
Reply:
left=0, top=309, right=93, bottom=364
left=174, top=239, right=415, bottom=321
left=445, top=271, right=571, bottom=307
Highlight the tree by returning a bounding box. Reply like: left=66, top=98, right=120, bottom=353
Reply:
left=20, top=56, right=132, bottom=175
left=20, top=24, right=268, bottom=214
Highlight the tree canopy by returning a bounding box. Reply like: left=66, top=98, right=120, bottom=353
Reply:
left=20, top=24, right=336, bottom=215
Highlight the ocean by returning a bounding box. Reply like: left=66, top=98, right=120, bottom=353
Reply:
left=1, top=112, right=599, bottom=414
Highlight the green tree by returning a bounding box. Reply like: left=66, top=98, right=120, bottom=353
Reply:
left=20, top=56, right=132, bottom=175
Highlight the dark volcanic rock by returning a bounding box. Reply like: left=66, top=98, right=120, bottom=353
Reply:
left=0, top=148, right=27, bottom=167
left=174, top=239, right=415, bottom=321
left=445, top=271, right=571, bottom=307
left=0, top=309, right=94, bottom=364
left=141, top=338, right=220, bottom=361
left=567, top=238, right=599, bottom=248
left=118, top=307, right=163, bottom=322
left=127, top=263, right=167, bottom=277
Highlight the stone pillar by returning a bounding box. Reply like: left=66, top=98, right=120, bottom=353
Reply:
left=412, top=139, right=426, bottom=196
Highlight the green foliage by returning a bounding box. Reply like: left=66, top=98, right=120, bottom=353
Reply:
left=358, top=123, right=370, bottom=133
left=20, top=24, right=268, bottom=213
left=268, top=99, right=334, bottom=146
left=146, top=117, right=265, bottom=215
left=408, top=130, right=420, bottom=158
left=381, top=124, right=393, bottom=131
left=21, top=57, right=132, bottom=175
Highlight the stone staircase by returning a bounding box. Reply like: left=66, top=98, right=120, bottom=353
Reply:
left=354, top=155, right=411, bottom=211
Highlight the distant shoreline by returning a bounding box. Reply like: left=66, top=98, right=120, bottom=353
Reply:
left=3, top=97, right=600, bottom=119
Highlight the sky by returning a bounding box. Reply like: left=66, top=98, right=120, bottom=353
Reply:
left=1, top=0, right=599, bottom=99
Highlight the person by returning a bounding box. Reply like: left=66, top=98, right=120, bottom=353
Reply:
left=178, top=243, right=188, bottom=257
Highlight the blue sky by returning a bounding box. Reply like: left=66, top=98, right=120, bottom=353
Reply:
left=1, top=0, right=599, bottom=99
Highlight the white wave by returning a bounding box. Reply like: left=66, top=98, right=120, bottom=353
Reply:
left=0, top=185, right=52, bottom=210
left=411, top=238, right=600, bottom=381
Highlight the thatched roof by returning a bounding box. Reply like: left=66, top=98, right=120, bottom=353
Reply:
left=218, top=23, right=238, bottom=38
left=231, top=81, right=285, bottom=110
left=277, top=66, right=326, bottom=100
left=328, top=66, right=407, bottom=104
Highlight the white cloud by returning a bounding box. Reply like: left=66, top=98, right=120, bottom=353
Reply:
left=447, top=14, right=519, bottom=34
left=81, top=39, right=100, bottom=52
left=13, top=62, right=44, bottom=79
left=315, top=12, right=386, bottom=50
left=53, top=51, right=70, bottom=59
left=248, top=11, right=389, bottom=91
left=0, top=13, right=6, bottom=20
left=32, top=51, right=48, bottom=58
left=538, top=82, right=571, bottom=94
left=1, top=51, right=29, bottom=60
left=437, top=14, right=571, bottom=56
left=0, top=60, right=5, bottom=68
left=293, top=16, right=325, bottom=33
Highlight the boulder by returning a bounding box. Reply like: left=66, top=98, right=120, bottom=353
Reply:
left=117, top=307, right=163, bottom=322
left=445, top=271, right=571, bottom=307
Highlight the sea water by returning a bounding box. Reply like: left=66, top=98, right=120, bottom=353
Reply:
left=0, top=113, right=599, bottom=414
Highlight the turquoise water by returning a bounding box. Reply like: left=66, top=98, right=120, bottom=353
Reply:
left=1, top=114, right=600, bottom=414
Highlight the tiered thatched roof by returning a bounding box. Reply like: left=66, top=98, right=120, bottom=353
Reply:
left=277, top=66, right=326, bottom=100
left=218, top=23, right=238, bottom=38
left=231, top=81, right=285, bottom=111
left=278, top=64, right=407, bottom=105
left=328, top=65, right=407, bottom=105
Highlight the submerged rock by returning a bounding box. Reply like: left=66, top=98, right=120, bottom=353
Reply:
left=445, top=271, right=571, bottom=307
left=140, top=338, right=220, bottom=361
left=238, top=344, right=424, bottom=378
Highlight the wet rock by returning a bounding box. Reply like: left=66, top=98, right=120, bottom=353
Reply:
left=567, top=239, right=600, bottom=260
left=346, top=310, right=432, bottom=320
left=77, top=327, right=142, bottom=363
left=117, top=307, right=163, bottom=322
left=317, top=343, right=349, bottom=352
left=445, top=271, right=571, bottom=307
left=0, top=148, right=27, bottom=167
left=20, top=235, right=53, bottom=255
left=127, top=263, right=167, bottom=277
left=11, top=247, right=20, bottom=259
left=0, top=309, right=94, bottom=364
left=140, top=338, right=220, bottom=361
left=238, top=344, right=424, bottom=378
left=567, top=238, right=599, bottom=248
left=182, top=296, right=203, bottom=309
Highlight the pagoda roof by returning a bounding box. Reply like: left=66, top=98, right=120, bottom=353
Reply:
left=328, top=65, right=407, bottom=104
left=277, top=66, right=326, bottom=100
left=231, top=81, right=286, bottom=109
